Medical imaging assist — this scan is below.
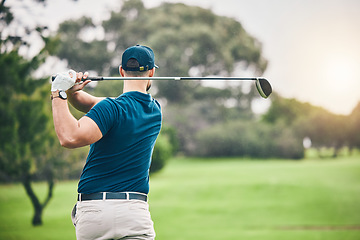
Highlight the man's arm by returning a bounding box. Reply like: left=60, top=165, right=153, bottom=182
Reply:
left=52, top=97, right=103, bottom=148
left=67, top=89, right=105, bottom=113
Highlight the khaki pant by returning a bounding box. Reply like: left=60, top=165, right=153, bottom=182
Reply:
left=71, top=199, right=155, bottom=240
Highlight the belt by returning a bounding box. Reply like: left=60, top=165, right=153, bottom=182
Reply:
left=77, top=192, right=147, bottom=202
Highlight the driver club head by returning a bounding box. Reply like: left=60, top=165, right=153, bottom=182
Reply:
left=255, top=78, right=272, bottom=99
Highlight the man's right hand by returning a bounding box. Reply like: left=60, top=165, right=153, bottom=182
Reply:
left=66, top=71, right=92, bottom=95
left=66, top=71, right=104, bottom=113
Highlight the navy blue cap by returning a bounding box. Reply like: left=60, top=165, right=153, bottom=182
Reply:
left=121, top=45, right=158, bottom=72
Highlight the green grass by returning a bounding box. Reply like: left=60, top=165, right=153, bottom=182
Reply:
left=1, top=157, right=360, bottom=240
left=0, top=181, right=78, bottom=240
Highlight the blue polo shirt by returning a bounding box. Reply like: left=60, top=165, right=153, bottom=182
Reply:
left=78, top=91, right=162, bottom=194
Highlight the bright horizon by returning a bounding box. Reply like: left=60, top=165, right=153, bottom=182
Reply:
left=7, top=0, right=360, bottom=115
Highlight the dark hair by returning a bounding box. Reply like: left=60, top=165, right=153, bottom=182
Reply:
left=124, top=58, right=149, bottom=77
left=126, top=58, right=140, bottom=68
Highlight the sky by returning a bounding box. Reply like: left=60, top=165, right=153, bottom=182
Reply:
left=7, top=0, right=360, bottom=115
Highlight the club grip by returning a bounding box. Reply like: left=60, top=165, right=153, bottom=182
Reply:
left=51, top=75, right=103, bottom=81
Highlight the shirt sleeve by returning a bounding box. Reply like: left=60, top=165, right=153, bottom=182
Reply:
left=85, top=98, right=118, bottom=136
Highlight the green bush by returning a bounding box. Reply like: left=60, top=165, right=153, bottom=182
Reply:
left=195, top=121, right=304, bottom=159
left=150, top=133, right=173, bottom=174
left=158, top=125, right=179, bottom=155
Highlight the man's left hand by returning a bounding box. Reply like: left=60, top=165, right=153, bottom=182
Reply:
left=51, top=69, right=77, bottom=91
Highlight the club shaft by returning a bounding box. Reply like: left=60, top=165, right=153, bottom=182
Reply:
left=102, top=77, right=263, bottom=81
left=51, top=76, right=265, bottom=81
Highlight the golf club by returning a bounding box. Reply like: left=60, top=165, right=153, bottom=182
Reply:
left=51, top=75, right=272, bottom=98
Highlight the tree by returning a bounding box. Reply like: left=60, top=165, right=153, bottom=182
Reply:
left=0, top=50, right=55, bottom=226
left=263, top=94, right=350, bottom=158
left=349, top=102, right=360, bottom=152
left=56, top=16, right=113, bottom=75
left=0, top=0, right=76, bottom=226
left=102, top=0, right=267, bottom=76
left=262, top=93, right=316, bottom=125
left=298, top=112, right=348, bottom=158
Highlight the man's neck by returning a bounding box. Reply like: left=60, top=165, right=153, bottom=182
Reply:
left=123, top=80, right=148, bottom=94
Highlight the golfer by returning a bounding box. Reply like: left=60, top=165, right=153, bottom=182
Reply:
left=51, top=45, right=162, bottom=240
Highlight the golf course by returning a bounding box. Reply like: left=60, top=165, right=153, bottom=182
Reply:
left=1, top=155, right=359, bottom=240
left=2, top=0, right=360, bottom=240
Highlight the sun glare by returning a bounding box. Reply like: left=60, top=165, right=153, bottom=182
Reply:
left=327, top=59, right=356, bottom=79
left=322, top=56, right=358, bottom=92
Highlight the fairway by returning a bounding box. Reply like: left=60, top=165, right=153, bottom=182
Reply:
left=1, top=157, right=360, bottom=240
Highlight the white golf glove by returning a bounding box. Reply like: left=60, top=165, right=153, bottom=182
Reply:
left=51, top=69, right=77, bottom=91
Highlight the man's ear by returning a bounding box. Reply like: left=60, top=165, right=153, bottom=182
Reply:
left=119, top=66, right=125, bottom=77
left=149, top=68, right=155, bottom=77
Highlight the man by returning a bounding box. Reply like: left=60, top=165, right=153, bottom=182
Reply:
left=51, top=45, right=162, bottom=240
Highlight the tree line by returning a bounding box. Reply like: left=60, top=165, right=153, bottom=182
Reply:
left=263, top=94, right=360, bottom=158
